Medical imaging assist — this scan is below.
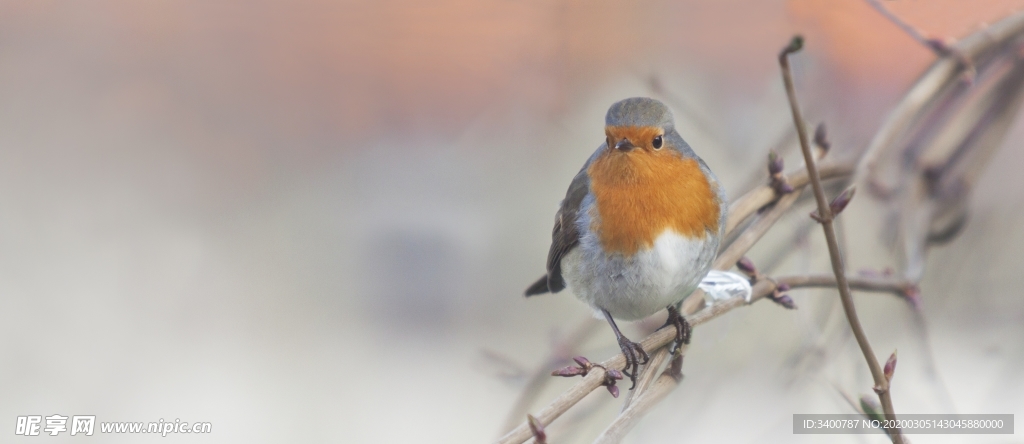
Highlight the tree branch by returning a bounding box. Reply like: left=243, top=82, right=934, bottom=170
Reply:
left=779, top=36, right=905, bottom=443
left=496, top=279, right=780, bottom=444
left=777, top=273, right=918, bottom=303
left=863, top=0, right=957, bottom=58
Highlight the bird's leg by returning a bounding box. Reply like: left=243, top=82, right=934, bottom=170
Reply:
left=601, top=309, right=649, bottom=390
left=661, top=303, right=692, bottom=355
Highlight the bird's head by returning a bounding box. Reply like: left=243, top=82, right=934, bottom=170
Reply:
left=602, top=97, right=681, bottom=157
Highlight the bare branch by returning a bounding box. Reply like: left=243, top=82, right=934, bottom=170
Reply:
left=497, top=280, right=781, bottom=444
left=863, top=0, right=960, bottom=59
left=776, top=274, right=918, bottom=303
left=779, top=35, right=905, bottom=443
left=856, top=11, right=1024, bottom=195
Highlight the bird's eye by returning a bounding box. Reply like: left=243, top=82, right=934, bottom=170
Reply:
left=652, top=135, right=663, bottom=149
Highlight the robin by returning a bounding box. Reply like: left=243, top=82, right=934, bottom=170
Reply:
left=525, top=97, right=726, bottom=388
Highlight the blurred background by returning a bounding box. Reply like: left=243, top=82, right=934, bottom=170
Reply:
left=1, top=1, right=1023, bottom=442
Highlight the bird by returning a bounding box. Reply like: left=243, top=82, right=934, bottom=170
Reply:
left=525, top=97, right=726, bottom=388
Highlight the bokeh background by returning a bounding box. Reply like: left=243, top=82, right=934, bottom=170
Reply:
left=2, top=1, right=1023, bottom=442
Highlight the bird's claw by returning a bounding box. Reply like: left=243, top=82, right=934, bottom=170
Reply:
left=616, top=336, right=649, bottom=389
left=662, top=305, right=692, bottom=355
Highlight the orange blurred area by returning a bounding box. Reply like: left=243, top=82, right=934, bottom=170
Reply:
left=3, top=0, right=1020, bottom=148
left=790, top=0, right=1024, bottom=84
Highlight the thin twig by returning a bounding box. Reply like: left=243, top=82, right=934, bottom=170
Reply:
left=776, top=274, right=918, bottom=301
left=864, top=0, right=956, bottom=57
left=779, top=35, right=905, bottom=444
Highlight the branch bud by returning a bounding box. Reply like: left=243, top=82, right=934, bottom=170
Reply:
left=767, top=151, right=793, bottom=195
left=606, top=384, right=620, bottom=398
left=768, top=150, right=784, bottom=175
left=925, top=37, right=951, bottom=54
left=572, top=356, right=592, bottom=368
left=829, top=186, right=857, bottom=217
left=773, top=294, right=797, bottom=310
left=527, top=414, right=547, bottom=444
left=884, top=350, right=897, bottom=382
left=780, top=35, right=804, bottom=59
left=775, top=181, right=794, bottom=194
left=667, top=352, right=684, bottom=382
left=813, top=123, right=831, bottom=155
left=736, top=257, right=757, bottom=275
left=601, top=368, right=623, bottom=398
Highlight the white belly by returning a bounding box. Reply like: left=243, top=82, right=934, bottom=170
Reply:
left=561, top=229, right=718, bottom=320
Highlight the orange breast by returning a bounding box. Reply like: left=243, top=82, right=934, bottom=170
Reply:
left=587, top=146, right=720, bottom=257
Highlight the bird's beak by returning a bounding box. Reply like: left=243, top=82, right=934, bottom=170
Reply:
left=614, top=138, right=635, bottom=152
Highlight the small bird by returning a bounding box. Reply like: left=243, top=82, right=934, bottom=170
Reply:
left=526, top=97, right=726, bottom=388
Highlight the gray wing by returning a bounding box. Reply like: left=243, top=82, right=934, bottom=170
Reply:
left=525, top=164, right=591, bottom=296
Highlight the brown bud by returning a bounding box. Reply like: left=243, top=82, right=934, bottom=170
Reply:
left=668, top=353, right=684, bottom=382
left=780, top=35, right=804, bottom=58
left=768, top=150, right=784, bottom=175
left=775, top=181, right=794, bottom=194
left=606, top=368, right=624, bottom=381
left=737, top=257, right=757, bottom=275
left=773, top=294, right=797, bottom=310
left=776, top=282, right=791, bottom=292
left=527, top=414, right=547, bottom=444
left=606, top=384, right=620, bottom=398
left=884, top=350, right=897, bottom=382
left=572, top=356, right=591, bottom=368
left=829, top=186, right=857, bottom=217
left=925, top=37, right=950, bottom=54
left=813, top=123, right=830, bottom=154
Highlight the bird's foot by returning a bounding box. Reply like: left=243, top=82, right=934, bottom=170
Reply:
left=616, top=335, right=649, bottom=390
left=600, top=308, right=649, bottom=390
left=661, top=305, right=692, bottom=355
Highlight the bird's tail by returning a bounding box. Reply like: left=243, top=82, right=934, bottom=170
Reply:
left=524, top=275, right=550, bottom=296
